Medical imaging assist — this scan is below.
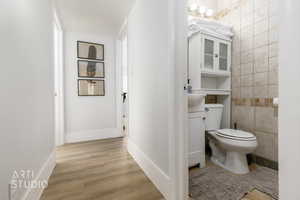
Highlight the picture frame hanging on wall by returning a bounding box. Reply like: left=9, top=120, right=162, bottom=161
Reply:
left=78, top=79, right=105, bottom=96
left=77, top=41, right=104, bottom=61
left=77, top=60, right=105, bottom=78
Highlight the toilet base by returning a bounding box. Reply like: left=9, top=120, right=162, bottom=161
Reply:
left=224, top=152, right=250, bottom=174
left=209, top=138, right=251, bottom=174
left=211, top=152, right=249, bottom=174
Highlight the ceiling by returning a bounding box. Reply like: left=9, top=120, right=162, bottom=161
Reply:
left=55, top=0, right=135, bottom=35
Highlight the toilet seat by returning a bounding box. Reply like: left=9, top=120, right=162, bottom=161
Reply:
left=216, top=129, right=256, bottom=141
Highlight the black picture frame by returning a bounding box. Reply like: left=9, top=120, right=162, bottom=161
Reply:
left=77, top=41, right=105, bottom=61
left=77, top=60, right=105, bottom=78
left=78, top=79, right=105, bottom=96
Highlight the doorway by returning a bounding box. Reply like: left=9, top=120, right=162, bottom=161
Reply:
left=53, top=11, right=64, bottom=147
left=186, top=1, right=279, bottom=199
left=117, top=23, right=129, bottom=137
left=121, top=32, right=129, bottom=136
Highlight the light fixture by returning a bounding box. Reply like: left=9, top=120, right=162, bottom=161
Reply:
left=189, top=3, right=198, bottom=11
left=198, top=6, right=207, bottom=15
left=188, top=2, right=215, bottom=18
left=206, top=9, right=214, bottom=17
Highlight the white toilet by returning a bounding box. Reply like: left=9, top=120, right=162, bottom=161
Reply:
left=205, top=104, right=258, bottom=174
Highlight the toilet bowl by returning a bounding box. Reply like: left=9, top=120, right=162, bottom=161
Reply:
left=207, top=129, right=257, bottom=174
left=204, top=104, right=258, bottom=174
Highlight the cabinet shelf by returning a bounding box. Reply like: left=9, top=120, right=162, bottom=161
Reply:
left=201, top=70, right=231, bottom=78
left=201, top=88, right=231, bottom=95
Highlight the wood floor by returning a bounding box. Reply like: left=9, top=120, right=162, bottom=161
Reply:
left=40, top=138, right=164, bottom=200
left=241, top=189, right=276, bottom=200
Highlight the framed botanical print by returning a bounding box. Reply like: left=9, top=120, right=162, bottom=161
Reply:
left=77, top=41, right=104, bottom=61
left=78, top=79, right=105, bottom=96
left=78, top=60, right=105, bottom=78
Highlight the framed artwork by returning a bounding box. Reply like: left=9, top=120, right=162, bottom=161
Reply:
left=78, top=60, right=105, bottom=78
left=77, top=41, right=104, bottom=61
left=78, top=79, right=105, bottom=96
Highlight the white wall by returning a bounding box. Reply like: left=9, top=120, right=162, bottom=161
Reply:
left=64, top=32, right=121, bottom=143
left=127, top=0, right=170, bottom=174
left=127, top=0, right=175, bottom=198
left=0, top=0, right=55, bottom=199
left=279, top=1, right=300, bottom=199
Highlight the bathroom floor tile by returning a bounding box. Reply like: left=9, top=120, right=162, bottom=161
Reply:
left=189, top=160, right=278, bottom=200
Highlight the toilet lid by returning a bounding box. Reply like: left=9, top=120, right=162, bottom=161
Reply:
left=216, top=129, right=256, bottom=141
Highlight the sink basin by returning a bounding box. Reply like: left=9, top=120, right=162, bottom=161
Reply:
left=188, top=92, right=206, bottom=112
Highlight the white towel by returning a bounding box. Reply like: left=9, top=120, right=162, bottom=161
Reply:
left=188, top=17, right=234, bottom=39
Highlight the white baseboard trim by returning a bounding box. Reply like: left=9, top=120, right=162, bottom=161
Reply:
left=22, top=151, right=56, bottom=200
left=66, top=128, right=123, bottom=143
left=127, top=139, right=171, bottom=199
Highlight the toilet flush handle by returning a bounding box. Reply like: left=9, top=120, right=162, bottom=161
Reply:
left=205, top=107, right=210, bottom=112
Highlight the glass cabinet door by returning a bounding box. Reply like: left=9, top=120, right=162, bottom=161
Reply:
left=218, top=42, right=228, bottom=71
left=203, top=39, right=214, bottom=70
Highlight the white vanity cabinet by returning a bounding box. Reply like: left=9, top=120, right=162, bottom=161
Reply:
left=188, top=111, right=206, bottom=168
left=202, top=34, right=231, bottom=73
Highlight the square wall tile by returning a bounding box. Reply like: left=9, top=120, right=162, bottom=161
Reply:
left=254, top=61, right=269, bottom=73
left=232, top=87, right=241, bottom=99
left=241, top=26, right=254, bottom=52
left=254, top=19, right=269, bottom=35
left=232, top=105, right=241, bottom=127
left=232, top=52, right=241, bottom=66
left=255, top=131, right=275, bottom=161
left=255, top=107, right=277, bottom=133
left=268, top=85, right=278, bottom=98
left=241, top=50, right=254, bottom=64
left=232, top=65, right=241, bottom=77
left=241, top=62, right=254, bottom=75
left=269, top=43, right=278, bottom=58
left=254, top=0, right=269, bottom=11
left=233, top=36, right=241, bottom=53
left=232, top=76, right=241, bottom=88
left=241, top=0, right=254, bottom=16
left=254, top=31, right=269, bottom=48
left=269, top=56, right=278, bottom=71
left=232, top=21, right=241, bottom=32
left=255, top=45, right=269, bottom=61
left=254, top=46, right=269, bottom=73
left=241, top=25, right=254, bottom=40
left=241, top=74, right=253, bottom=87
left=241, top=14, right=254, bottom=28
left=241, top=86, right=253, bottom=98
left=254, top=6, right=268, bottom=22
left=268, top=70, right=278, bottom=85
left=235, top=106, right=255, bottom=131
left=254, top=85, right=268, bottom=98
left=241, top=37, right=254, bottom=52
left=254, top=72, right=268, bottom=86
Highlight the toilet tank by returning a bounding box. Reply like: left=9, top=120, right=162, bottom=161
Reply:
left=204, top=104, right=224, bottom=131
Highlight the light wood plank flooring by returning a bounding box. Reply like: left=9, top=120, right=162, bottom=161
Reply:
left=41, top=138, right=164, bottom=200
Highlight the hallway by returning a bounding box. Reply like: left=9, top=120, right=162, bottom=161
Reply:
left=40, top=138, right=164, bottom=200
